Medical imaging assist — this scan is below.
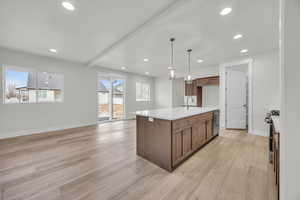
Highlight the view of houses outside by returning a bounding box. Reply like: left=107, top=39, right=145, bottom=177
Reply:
left=4, top=67, right=63, bottom=103
left=5, top=69, right=36, bottom=103
left=98, top=78, right=124, bottom=121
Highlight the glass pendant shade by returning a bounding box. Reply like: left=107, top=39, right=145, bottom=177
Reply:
left=185, top=49, right=193, bottom=84
left=186, top=74, right=192, bottom=84
left=169, top=69, right=176, bottom=80
left=168, top=38, right=176, bottom=80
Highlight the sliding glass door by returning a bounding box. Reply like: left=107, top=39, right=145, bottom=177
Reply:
left=98, top=77, right=111, bottom=121
left=98, top=76, right=125, bottom=122
left=112, top=79, right=125, bottom=120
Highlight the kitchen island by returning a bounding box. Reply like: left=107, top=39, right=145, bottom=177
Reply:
left=136, top=107, right=219, bottom=171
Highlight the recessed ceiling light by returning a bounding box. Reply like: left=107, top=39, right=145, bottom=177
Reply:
left=143, top=58, right=149, bottom=62
left=240, top=49, right=248, bottom=53
left=197, top=59, right=203, bottom=63
left=121, top=66, right=126, bottom=70
left=233, top=34, right=243, bottom=40
left=145, top=72, right=149, bottom=75
left=62, top=1, right=75, bottom=11
left=220, top=7, right=232, bottom=16
left=49, top=49, right=57, bottom=53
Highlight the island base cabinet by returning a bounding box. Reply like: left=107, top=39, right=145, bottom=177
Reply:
left=172, top=128, right=193, bottom=166
left=182, top=128, right=192, bottom=155
left=171, top=112, right=215, bottom=168
left=206, top=120, right=213, bottom=140
left=136, top=116, right=172, bottom=171
left=172, top=131, right=183, bottom=166
left=136, top=111, right=218, bottom=172
left=192, top=120, right=206, bottom=150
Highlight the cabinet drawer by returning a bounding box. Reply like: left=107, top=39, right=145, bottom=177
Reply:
left=172, top=118, right=192, bottom=132
left=172, top=112, right=213, bottom=132
left=198, top=112, right=213, bottom=121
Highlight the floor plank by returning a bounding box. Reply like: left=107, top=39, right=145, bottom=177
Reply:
left=0, top=120, right=277, bottom=200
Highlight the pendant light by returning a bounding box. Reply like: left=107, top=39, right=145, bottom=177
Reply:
left=169, top=38, right=176, bottom=80
left=185, top=49, right=193, bottom=84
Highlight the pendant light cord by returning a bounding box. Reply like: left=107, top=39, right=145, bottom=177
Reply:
left=187, top=49, right=192, bottom=74
left=170, top=38, right=175, bottom=69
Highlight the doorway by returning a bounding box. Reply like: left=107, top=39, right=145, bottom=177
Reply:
left=98, top=75, right=125, bottom=122
left=225, top=65, right=248, bottom=129
left=219, top=59, right=253, bottom=132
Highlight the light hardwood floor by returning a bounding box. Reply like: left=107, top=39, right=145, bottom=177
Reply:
left=0, top=120, right=277, bottom=200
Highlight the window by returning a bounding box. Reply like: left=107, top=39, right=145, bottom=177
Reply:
left=3, top=66, right=64, bottom=104
left=4, top=66, right=37, bottom=103
left=136, top=82, right=150, bottom=101
left=37, top=72, right=63, bottom=102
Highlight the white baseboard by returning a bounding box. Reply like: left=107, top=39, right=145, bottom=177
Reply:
left=0, top=122, right=98, bottom=140
left=220, top=127, right=268, bottom=137
left=250, top=129, right=268, bottom=137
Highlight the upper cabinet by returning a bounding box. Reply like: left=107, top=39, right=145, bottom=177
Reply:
left=196, top=76, right=219, bottom=86
left=185, top=80, right=197, bottom=96
left=185, top=76, right=219, bottom=96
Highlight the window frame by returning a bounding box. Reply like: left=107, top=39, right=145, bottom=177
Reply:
left=136, top=81, right=151, bottom=102
left=2, top=65, right=64, bottom=104
left=97, top=73, right=126, bottom=121
left=36, top=72, right=64, bottom=103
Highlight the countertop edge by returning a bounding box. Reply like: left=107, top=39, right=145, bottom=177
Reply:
left=136, top=108, right=219, bottom=121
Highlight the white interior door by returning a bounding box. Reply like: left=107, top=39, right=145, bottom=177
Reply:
left=226, top=68, right=247, bottom=129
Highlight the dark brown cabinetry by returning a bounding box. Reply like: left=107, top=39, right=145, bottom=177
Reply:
left=185, top=80, right=197, bottom=96
left=196, top=76, right=219, bottom=86
left=171, top=112, right=214, bottom=168
left=172, top=130, right=183, bottom=166
left=192, top=120, right=206, bottom=150
left=206, top=120, right=213, bottom=140
left=182, top=128, right=192, bottom=155
left=185, top=76, right=220, bottom=107
left=137, top=111, right=218, bottom=172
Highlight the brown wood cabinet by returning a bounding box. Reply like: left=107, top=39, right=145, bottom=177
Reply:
left=185, top=76, right=220, bottom=107
left=206, top=119, right=213, bottom=140
left=182, top=128, right=192, bottom=155
left=185, top=76, right=220, bottom=96
left=172, top=130, right=183, bottom=166
left=171, top=112, right=214, bottom=168
left=137, top=110, right=218, bottom=172
left=196, top=78, right=209, bottom=86
left=185, top=80, right=197, bottom=96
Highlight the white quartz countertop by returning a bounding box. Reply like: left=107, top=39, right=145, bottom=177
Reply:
left=136, top=107, right=219, bottom=120
left=271, top=116, right=280, bottom=133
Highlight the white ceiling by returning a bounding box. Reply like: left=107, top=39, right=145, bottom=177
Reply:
left=0, top=0, right=279, bottom=77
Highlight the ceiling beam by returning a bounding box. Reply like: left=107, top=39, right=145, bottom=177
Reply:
left=86, top=0, right=189, bottom=67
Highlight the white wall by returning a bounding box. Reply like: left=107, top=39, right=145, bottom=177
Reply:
left=202, top=85, right=219, bottom=107
left=252, top=51, right=280, bottom=135
left=0, top=47, right=98, bottom=139
left=155, top=77, right=173, bottom=108
left=172, top=77, right=184, bottom=107
left=281, top=0, right=300, bottom=199
left=219, top=51, right=280, bottom=136
left=175, top=65, right=219, bottom=79
left=0, top=47, right=155, bottom=139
